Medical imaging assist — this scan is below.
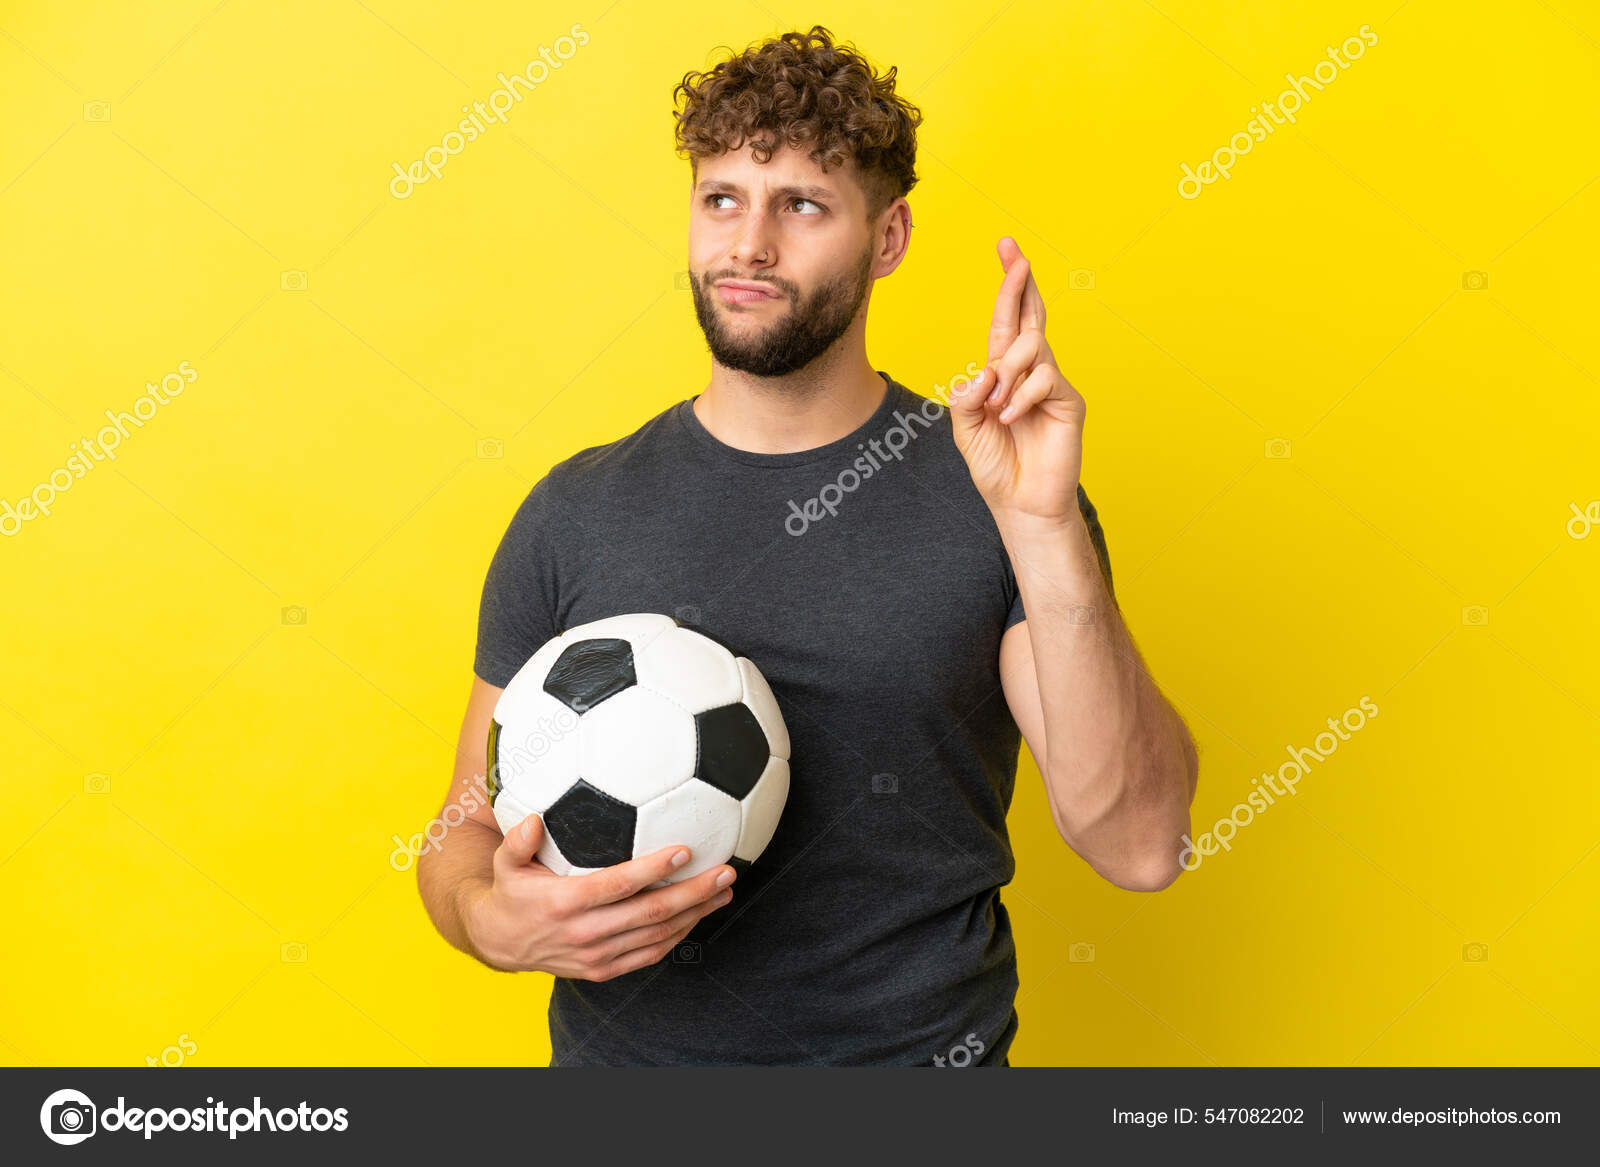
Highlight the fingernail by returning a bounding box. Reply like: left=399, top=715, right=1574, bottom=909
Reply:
left=672, top=849, right=690, bottom=867
left=715, top=867, right=735, bottom=888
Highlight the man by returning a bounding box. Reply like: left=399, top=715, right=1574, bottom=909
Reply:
left=417, top=25, right=1198, bottom=1066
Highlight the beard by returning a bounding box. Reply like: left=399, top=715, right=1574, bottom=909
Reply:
left=689, top=247, right=874, bottom=377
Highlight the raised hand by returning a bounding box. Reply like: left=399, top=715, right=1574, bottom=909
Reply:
left=949, top=236, right=1086, bottom=526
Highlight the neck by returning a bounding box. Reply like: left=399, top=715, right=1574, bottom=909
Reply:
left=694, top=348, right=887, bottom=456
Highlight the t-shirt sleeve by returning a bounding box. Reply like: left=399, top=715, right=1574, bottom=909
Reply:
left=1002, top=483, right=1114, bottom=632
left=473, top=473, right=565, bottom=688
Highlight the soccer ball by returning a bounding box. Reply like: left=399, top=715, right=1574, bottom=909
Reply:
left=487, top=612, right=791, bottom=883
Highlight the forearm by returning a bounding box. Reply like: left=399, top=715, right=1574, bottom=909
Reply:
left=995, top=508, right=1197, bottom=890
left=415, top=819, right=500, bottom=963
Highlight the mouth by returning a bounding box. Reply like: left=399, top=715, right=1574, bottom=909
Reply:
left=716, top=280, right=782, bottom=305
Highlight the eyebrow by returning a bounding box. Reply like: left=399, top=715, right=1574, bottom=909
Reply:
left=695, top=180, right=836, bottom=202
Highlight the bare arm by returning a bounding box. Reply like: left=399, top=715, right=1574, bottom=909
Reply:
left=415, top=676, right=505, bottom=961
left=949, top=237, right=1197, bottom=892
left=998, top=512, right=1198, bottom=892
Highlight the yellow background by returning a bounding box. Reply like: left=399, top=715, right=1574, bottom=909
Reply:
left=2, top=0, right=1596, bottom=1067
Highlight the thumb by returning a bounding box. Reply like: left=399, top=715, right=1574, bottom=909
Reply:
left=497, top=810, right=545, bottom=871
left=948, top=364, right=992, bottom=450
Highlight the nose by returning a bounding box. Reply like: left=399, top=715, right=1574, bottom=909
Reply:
left=731, top=213, right=777, bottom=269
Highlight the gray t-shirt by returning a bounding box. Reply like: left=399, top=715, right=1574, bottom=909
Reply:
left=474, top=370, right=1113, bottom=1066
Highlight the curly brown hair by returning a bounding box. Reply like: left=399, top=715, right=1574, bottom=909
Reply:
left=672, top=25, right=923, bottom=224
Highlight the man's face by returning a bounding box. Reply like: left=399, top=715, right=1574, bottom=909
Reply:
left=687, top=143, right=878, bottom=378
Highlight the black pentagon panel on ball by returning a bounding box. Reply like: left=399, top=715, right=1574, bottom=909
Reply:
left=485, top=718, right=503, bottom=804
left=543, top=779, right=637, bottom=868
left=543, top=637, right=636, bottom=713
left=693, top=703, right=771, bottom=800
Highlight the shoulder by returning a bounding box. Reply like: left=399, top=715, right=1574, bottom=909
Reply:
left=511, top=399, right=686, bottom=521
left=880, top=376, right=1000, bottom=518
left=881, top=377, right=970, bottom=472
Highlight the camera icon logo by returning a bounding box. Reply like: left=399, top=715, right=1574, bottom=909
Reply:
left=1069, top=942, right=1096, bottom=963
left=1461, top=270, right=1489, bottom=292
left=281, top=941, right=308, bottom=962
left=1265, top=438, right=1292, bottom=459
left=280, top=270, right=308, bottom=291
left=83, top=102, right=111, bottom=122
left=674, top=270, right=694, bottom=291
left=674, top=604, right=703, bottom=626
left=673, top=940, right=701, bottom=964
left=1069, top=269, right=1096, bottom=290
left=476, top=437, right=504, bottom=459
left=870, top=772, right=898, bottom=794
left=40, top=1088, right=97, bottom=1145
left=1461, top=605, right=1489, bottom=627
left=1068, top=604, right=1096, bottom=626
left=281, top=605, right=308, bottom=626
left=1462, top=942, right=1489, bottom=962
left=84, top=772, right=111, bottom=794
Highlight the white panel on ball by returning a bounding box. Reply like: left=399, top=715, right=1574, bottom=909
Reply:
left=735, top=755, right=790, bottom=863
left=490, top=690, right=582, bottom=814
left=634, top=778, right=743, bottom=882
left=489, top=788, right=534, bottom=840
left=633, top=626, right=742, bottom=713
left=577, top=685, right=697, bottom=806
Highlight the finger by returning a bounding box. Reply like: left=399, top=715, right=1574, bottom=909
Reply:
left=997, top=364, right=1059, bottom=424
left=987, top=251, right=1031, bottom=366
left=1000, top=236, right=1047, bottom=335
left=949, top=364, right=995, bottom=450
left=985, top=329, right=1046, bottom=411
left=493, top=811, right=545, bottom=876
left=584, top=861, right=735, bottom=938
left=591, top=933, right=686, bottom=982
left=594, top=886, right=734, bottom=966
left=1021, top=263, right=1046, bottom=335
left=570, top=844, right=697, bottom=910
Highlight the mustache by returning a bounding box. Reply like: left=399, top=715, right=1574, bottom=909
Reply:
left=707, top=273, right=789, bottom=296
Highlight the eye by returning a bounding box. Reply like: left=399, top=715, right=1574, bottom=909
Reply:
left=701, top=194, right=823, bottom=214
